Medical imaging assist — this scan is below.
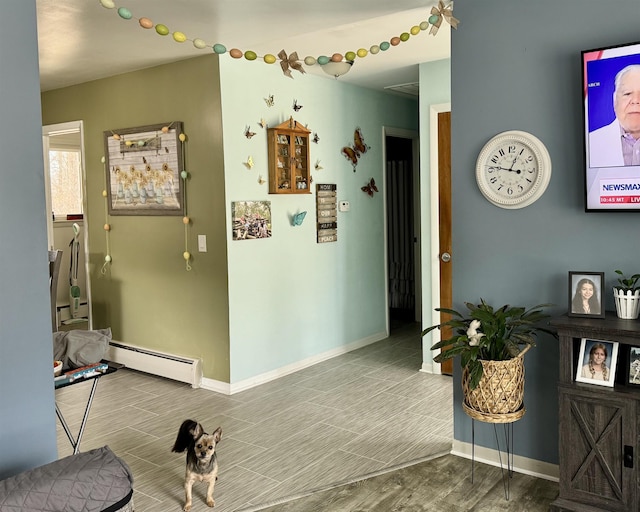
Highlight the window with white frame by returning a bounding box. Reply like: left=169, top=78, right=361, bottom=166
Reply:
left=49, top=148, right=83, bottom=218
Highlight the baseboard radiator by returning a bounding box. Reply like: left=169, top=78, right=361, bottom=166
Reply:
left=107, top=341, right=202, bottom=388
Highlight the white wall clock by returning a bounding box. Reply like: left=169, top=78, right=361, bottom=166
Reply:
left=475, top=130, right=552, bottom=209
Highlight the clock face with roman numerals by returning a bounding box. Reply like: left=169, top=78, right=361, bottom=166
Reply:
left=475, top=130, right=552, bottom=209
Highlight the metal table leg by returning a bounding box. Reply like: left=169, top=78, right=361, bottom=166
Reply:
left=55, top=377, right=100, bottom=454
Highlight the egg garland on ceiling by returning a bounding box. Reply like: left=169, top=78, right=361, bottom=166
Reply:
left=97, top=0, right=459, bottom=79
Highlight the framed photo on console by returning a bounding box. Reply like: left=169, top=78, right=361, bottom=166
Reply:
left=575, top=338, right=618, bottom=387
left=568, top=271, right=605, bottom=318
left=626, top=346, right=640, bottom=387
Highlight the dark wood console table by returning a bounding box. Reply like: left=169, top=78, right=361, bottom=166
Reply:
left=550, top=313, right=640, bottom=512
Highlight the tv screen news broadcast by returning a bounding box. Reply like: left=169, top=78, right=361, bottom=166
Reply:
left=582, top=40, right=640, bottom=211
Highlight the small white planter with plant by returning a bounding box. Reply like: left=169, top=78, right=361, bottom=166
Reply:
left=613, top=270, right=640, bottom=320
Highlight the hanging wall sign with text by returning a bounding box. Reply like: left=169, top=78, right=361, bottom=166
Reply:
left=316, top=184, right=337, bottom=243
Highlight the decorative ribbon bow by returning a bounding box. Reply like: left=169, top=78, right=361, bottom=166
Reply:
left=278, top=50, right=306, bottom=78
left=429, top=1, right=459, bottom=35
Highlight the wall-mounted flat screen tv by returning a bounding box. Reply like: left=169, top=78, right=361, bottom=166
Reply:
left=582, top=41, right=640, bottom=211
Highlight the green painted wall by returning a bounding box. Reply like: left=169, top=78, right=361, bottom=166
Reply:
left=41, top=55, right=231, bottom=382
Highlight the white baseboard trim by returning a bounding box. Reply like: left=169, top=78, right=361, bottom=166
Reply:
left=451, top=440, right=559, bottom=482
left=420, top=361, right=434, bottom=373
left=200, top=331, right=388, bottom=395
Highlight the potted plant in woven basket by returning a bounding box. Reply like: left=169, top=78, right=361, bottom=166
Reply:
left=422, top=299, right=556, bottom=422
left=613, top=270, right=640, bottom=320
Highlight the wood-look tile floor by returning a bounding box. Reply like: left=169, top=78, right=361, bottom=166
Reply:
left=255, top=452, right=559, bottom=512
left=54, top=322, right=553, bottom=512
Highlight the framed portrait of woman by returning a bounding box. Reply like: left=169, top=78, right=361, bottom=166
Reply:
left=568, top=271, right=605, bottom=318
left=575, top=338, right=618, bottom=387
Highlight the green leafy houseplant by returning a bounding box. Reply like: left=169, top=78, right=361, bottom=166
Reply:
left=614, top=270, right=640, bottom=292
left=422, top=300, right=556, bottom=390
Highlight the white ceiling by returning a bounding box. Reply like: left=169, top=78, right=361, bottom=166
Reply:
left=35, top=0, right=451, bottom=95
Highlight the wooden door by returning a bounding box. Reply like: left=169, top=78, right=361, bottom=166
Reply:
left=438, top=112, right=453, bottom=376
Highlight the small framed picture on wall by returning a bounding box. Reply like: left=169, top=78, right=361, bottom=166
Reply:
left=568, top=271, right=605, bottom=318
left=575, top=338, right=618, bottom=387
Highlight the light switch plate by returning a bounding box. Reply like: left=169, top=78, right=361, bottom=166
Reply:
left=198, top=234, right=207, bottom=252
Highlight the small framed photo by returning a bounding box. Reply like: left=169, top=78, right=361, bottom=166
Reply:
left=575, top=338, right=618, bottom=387
left=626, top=346, right=640, bottom=386
left=568, top=271, right=605, bottom=318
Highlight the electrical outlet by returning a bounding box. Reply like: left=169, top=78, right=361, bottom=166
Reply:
left=339, top=200, right=350, bottom=212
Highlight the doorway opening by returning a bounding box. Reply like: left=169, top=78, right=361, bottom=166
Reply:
left=384, top=129, right=420, bottom=334
left=43, top=121, right=92, bottom=331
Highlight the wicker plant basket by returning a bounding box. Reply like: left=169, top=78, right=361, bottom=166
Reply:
left=462, top=345, right=530, bottom=423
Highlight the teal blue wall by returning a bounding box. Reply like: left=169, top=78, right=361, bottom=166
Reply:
left=452, top=0, right=640, bottom=465
left=0, top=0, right=58, bottom=478
left=220, top=58, right=419, bottom=383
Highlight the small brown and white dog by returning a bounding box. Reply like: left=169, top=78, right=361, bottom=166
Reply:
left=172, top=419, right=223, bottom=511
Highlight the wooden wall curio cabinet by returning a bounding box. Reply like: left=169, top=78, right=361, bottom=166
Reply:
left=267, top=117, right=311, bottom=194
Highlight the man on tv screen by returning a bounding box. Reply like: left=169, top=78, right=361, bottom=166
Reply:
left=589, top=64, right=640, bottom=168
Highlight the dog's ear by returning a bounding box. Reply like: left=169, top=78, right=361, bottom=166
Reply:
left=212, top=426, right=222, bottom=443
left=189, top=422, right=204, bottom=440
left=172, top=419, right=203, bottom=453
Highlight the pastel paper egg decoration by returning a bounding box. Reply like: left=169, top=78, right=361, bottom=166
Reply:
left=139, top=17, right=153, bottom=29
left=193, top=38, right=207, bottom=49
left=155, top=24, right=169, bottom=36
left=117, top=7, right=132, bottom=19
left=173, top=31, right=187, bottom=43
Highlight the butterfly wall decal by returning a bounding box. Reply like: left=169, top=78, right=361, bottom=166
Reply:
left=259, top=118, right=267, bottom=129
left=341, top=127, right=370, bottom=172
left=361, top=178, right=378, bottom=197
left=292, top=211, right=307, bottom=226
left=314, top=159, right=323, bottom=170
left=257, top=175, right=266, bottom=185
left=244, top=126, right=256, bottom=139
left=292, top=99, right=303, bottom=112
left=264, top=94, right=274, bottom=107
left=313, top=133, right=320, bottom=144
left=244, top=156, right=254, bottom=169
